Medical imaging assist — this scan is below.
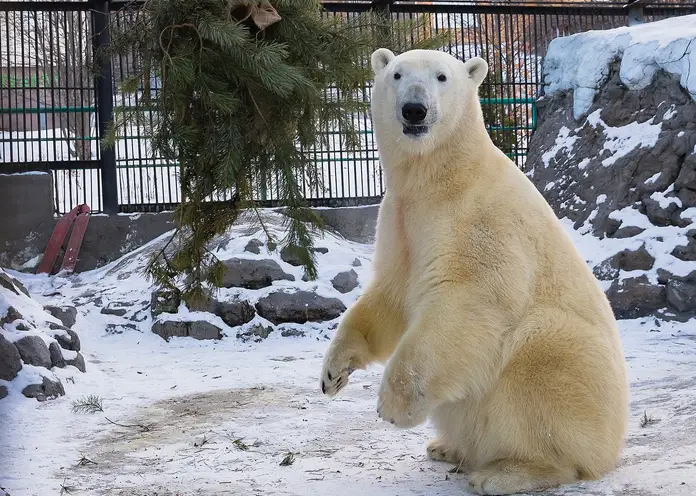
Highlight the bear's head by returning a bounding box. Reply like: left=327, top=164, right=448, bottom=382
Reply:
left=370, top=48, right=488, bottom=157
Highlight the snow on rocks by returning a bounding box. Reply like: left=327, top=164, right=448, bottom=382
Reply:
left=0, top=269, right=86, bottom=402
left=527, top=16, right=696, bottom=321
left=543, top=14, right=696, bottom=119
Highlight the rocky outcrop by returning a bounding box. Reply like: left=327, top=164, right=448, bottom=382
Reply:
left=152, top=320, right=223, bottom=341
left=1, top=268, right=86, bottom=402
left=526, top=19, right=696, bottom=320
left=331, top=270, right=359, bottom=294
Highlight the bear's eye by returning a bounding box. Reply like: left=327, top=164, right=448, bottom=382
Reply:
left=394, top=72, right=401, bottom=80
left=437, top=74, right=447, bottom=82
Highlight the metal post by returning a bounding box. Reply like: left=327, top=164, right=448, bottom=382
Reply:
left=627, top=0, right=645, bottom=26
left=91, top=0, right=118, bottom=214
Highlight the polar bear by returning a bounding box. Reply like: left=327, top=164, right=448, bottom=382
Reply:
left=319, top=48, right=629, bottom=495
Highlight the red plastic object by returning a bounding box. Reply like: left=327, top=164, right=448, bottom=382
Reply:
left=37, top=204, right=91, bottom=275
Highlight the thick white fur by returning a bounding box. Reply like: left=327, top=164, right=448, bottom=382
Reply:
left=320, top=48, right=629, bottom=495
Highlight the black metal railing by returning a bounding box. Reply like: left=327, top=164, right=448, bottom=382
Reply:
left=1, top=1, right=695, bottom=214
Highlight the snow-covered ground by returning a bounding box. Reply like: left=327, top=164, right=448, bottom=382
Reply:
left=0, top=213, right=695, bottom=496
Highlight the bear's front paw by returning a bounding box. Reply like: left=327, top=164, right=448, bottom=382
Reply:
left=320, top=345, right=358, bottom=397
left=377, top=369, right=429, bottom=428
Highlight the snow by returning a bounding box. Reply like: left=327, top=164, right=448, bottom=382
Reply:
left=541, top=126, right=577, bottom=167
left=645, top=171, right=662, bottom=185
left=650, top=184, right=683, bottom=209
left=544, top=14, right=696, bottom=119
left=584, top=110, right=662, bottom=167
left=1, top=211, right=696, bottom=495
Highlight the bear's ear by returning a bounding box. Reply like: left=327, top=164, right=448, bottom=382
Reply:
left=371, top=48, right=395, bottom=76
left=464, top=57, right=488, bottom=86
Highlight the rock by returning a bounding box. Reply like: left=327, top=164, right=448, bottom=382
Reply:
left=0, top=335, right=22, bottom=381
left=43, top=305, right=77, bottom=328
left=280, top=245, right=305, bottom=266
left=106, top=323, right=139, bottom=334
left=15, top=322, right=30, bottom=331
left=14, top=335, right=51, bottom=368
left=100, top=306, right=128, bottom=317
left=189, top=297, right=256, bottom=328
left=66, top=352, right=86, bottom=373
left=611, top=226, right=645, bottom=239
left=665, top=280, right=696, bottom=313
left=352, top=258, right=362, bottom=267
left=189, top=322, right=223, bottom=340
left=22, top=376, right=65, bottom=401
left=216, top=300, right=255, bottom=328
left=255, top=291, right=346, bottom=325
left=0, top=271, right=22, bottom=295
left=49, top=342, right=66, bottom=368
left=151, top=289, right=181, bottom=316
left=281, top=328, right=306, bottom=338
left=312, top=247, right=329, bottom=254
left=51, top=326, right=81, bottom=352
left=620, top=245, right=655, bottom=271
left=593, top=257, right=619, bottom=281
left=221, top=258, right=294, bottom=289
left=331, top=270, right=359, bottom=294
left=605, top=276, right=666, bottom=319
left=244, top=239, right=263, bottom=254
left=152, top=320, right=222, bottom=341
left=1, top=306, right=24, bottom=326
left=671, top=238, right=696, bottom=262
left=0, top=385, right=7, bottom=400
left=237, top=324, right=274, bottom=342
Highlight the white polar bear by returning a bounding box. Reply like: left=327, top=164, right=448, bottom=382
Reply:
left=319, top=48, right=629, bottom=495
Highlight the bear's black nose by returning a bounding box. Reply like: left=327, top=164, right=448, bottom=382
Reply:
left=402, top=103, right=427, bottom=124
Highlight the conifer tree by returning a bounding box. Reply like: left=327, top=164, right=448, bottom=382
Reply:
left=103, top=0, right=447, bottom=305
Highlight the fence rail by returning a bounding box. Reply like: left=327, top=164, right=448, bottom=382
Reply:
left=1, top=0, right=695, bottom=214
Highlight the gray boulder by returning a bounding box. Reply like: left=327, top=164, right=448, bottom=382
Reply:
left=152, top=320, right=222, bottom=341
left=237, top=324, right=274, bottom=342
left=1, top=306, right=23, bottom=327
left=50, top=325, right=81, bottom=352
left=605, top=276, right=666, bottom=319
left=66, top=352, right=86, bottom=373
left=255, top=291, right=346, bottom=325
left=49, top=342, right=66, bottom=368
left=22, top=376, right=65, bottom=401
left=189, top=297, right=255, bottom=328
left=0, top=271, right=29, bottom=296
left=0, top=335, right=22, bottom=381
left=666, top=280, right=696, bottom=313
left=280, top=245, right=305, bottom=266
left=352, top=258, right=362, bottom=267
left=151, top=289, right=181, bottom=317
left=14, top=335, right=51, bottom=369
left=331, top=270, right=359, bottom=294
left=43, top=305, right=77, bottom=328
left=0, top=385, right=7, bottom=400
left=244, top=238, right=264, bottom=254
left=221, top=258, right=294, bottom=289
left=100, top=305, right=128, bottom=317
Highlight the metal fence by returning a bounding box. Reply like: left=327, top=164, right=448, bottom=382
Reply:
left=1, top=1, right=695, bottom=214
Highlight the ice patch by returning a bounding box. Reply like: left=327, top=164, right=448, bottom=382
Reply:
left=663, top=105, right=677, bottom=120
left=596, top=194, right=607, bottom=204
left=577, top=158, right=591, bottom=170
left=544, top=181, right=556, bottom=192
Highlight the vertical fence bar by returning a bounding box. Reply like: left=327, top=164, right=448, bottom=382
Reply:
left=91, top=0, right=118, bottom=213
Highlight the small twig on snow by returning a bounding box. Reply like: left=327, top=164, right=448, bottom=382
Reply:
left=104, top=416, right=152, bottom=432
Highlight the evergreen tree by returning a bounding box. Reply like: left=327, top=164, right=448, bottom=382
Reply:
left=102, top=0, right=447, bottom=305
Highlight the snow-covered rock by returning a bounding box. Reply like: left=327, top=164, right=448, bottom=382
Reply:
left=527, top=15, right=696, bottom=321
left=543, top=14, right=696, bottom=119
left=0, top=268, right=86, bottom=402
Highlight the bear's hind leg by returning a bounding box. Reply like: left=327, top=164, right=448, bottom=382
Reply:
left=468, top=459, right=578, bottom=495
